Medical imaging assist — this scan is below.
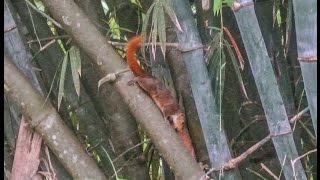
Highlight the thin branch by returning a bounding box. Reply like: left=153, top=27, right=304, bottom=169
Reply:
left=292, top=149, right=317, bottom=165
left=290, top=149, right=317, bottom=180
left=30, top=39, right=57, bottom=61
left=278, top=153, right=287, bottom=179
left=224, top=135, right=271, bottom=170
left=26, top=0, right=41, bottom=48
left=112, top=139, right=150, bottom=163
left=290, top=107, right=309, bottom=124
left=108, top=41, right=179, bottom=48
left=232, top=107, right=312, bottom=147
left=24, top=0, right=63, bottom=29
left=27, top=35, right=70, bottom=44
left=297, top=120, right=316, bottom=145
left=202, top=134, right=272, bottom=179
left=246, top=168, right=268, bottom=180
left=290, top=107, right=316, bottom=144
left=109, top=152, right=138, bottom=180
left=260, top=163, right=279, bottom=180
left=230, top=118, right=262, bottom=147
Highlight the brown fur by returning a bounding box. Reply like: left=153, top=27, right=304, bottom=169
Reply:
left=127, top=36, right=195, bottom=157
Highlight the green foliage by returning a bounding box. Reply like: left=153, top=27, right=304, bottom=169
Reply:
left=275, top=9, right=282, bottom=27
left=141, top=0, right=182, bottom=58
left=58, top=53, right=68, bottom=110
left=22, top=0, right=316, bottom=179
left=101, top=2, right=134, bottom=39
left=108, top=17, right=121, bottom=39
left=131, top=0, right=143, bottom=9
left=69, top=46, right=81, bottom=96
left=208, top=44, right=226, bottom=112
left=213, top=0, right=234, bottom=16
left=68, top=110, right=79, bottom=130
left=57, top=46, right=82, bottom=110
left=206, top=27, right=247, bottom=114
left=150, top=152, right=160, bottom=180
left=274, top=1, right=282, bottom=27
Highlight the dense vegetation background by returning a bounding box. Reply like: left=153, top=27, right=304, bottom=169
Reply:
left=4, top=0, right=316, bottom=179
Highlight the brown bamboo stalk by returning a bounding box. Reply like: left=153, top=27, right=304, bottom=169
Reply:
left=4, top=55, right=107, bottom=179
left=39, top=0, right=205, bottom=178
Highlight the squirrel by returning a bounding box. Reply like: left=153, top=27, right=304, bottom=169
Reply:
left=126, top=35, right=195, bottom=157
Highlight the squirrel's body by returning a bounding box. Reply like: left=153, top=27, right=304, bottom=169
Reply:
left=126, top=36, right=195, bottom=157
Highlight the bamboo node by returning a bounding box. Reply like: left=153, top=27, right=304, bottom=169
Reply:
left=298, top=55, right=317, bottom=62
left=4, top=24, right=17, bottom=33
left=178, top=43, right=203, bottom=52
left=232, top=1, right=254, bottom=12
left=270, top=129, right=292, bottom=137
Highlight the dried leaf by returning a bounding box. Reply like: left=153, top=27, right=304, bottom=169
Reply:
left=11, top=116, right=42, bottom=179
left=224, top=39, right=248, bottom=99
left=223, top=27, right=244, bottom=70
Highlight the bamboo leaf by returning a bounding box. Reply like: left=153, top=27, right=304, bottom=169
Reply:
left=213, top=0, right=222, bottom=16
left=102, top=147, right=119, bottom=180
left=58, top=53, right=68, bottom=110
left=162, top=0, right=182, bottom=32
left=158, top=3, right=166, bottom=57
left=224, top=39, right=248, bottom=99
left=75, top=47, right=81, bottom=76
left=151, top=153, right=160, bottom=180
left=208, top=48, right=225, bottom=110
left=207, top=26, right=222, bottom=31
left=275, top=9, right=282, bottom=27
left=222, top=0, right=233, bottom=6
left=69, top=46, right=81, bottom=96
left=219, top=51, right=226, bottom=100
left=284, top=0, right=293, bottom=55
left=222, top=27, right=244, bottom=70
left=44, top=57, right=64, bottom=104
left=141, top=2, right=156, bottom=58
left=204, top=32, right=221, bottom=63
left=151, top=1, right=160, bottom=60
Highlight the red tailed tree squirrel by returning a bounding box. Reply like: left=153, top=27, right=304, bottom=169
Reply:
left=126, top=36, right=195, bottom=157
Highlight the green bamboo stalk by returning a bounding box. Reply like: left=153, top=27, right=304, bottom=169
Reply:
left=292, top=0, right=317, bottom=137
left=232, top=0, right=307, bottom=179
left=170, top=0, right=241, bottom=179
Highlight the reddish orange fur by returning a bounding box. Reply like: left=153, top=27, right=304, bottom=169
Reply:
left=126, top=36, right=146, bottom=76
left=126, top=35, right=195, bottom=158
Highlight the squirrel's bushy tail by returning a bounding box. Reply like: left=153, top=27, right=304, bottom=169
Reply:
left=126, top=36, right=146, bottom=76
